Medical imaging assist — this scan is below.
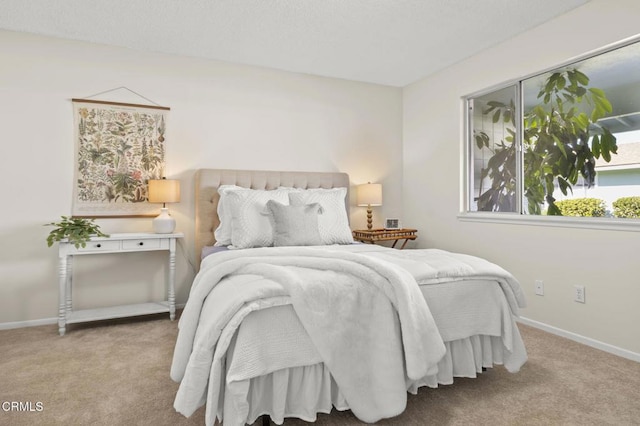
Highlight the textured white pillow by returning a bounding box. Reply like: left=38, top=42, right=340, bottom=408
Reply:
left=266, top=200, right=323, bottom=247
left=288, top=188, right=353, bottom=245
left=213, top=185, right=246, bottom=247
left=226, top=188, right=291, bottom=249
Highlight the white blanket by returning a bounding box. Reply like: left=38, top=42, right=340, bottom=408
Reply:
left=172, top=246, right=446, bottom=424
left=171, top=245, right=526, bottom=424
left=360, top=247, right=526, bottom=314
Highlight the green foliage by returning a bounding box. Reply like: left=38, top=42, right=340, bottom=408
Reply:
left=476, top=69, right=618, bottom=215
left=554, top=198, right=606, bottom=217
left=612, top=196, right=640, bottom=218
left=475, top=99, right=518, bottom=212
left=45, top=216, right=109, bottom=248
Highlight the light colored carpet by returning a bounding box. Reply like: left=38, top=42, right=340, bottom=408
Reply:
left=1, top=316, right=638, bottom=426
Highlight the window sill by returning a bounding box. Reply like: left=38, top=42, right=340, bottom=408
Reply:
left=457, top=212, right=640, bottom=232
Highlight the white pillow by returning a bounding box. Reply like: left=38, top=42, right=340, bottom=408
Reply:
left=213, top=185, right=246, bottom=247
left=288, top=188, right=353, bottom=245
left=265, top=200, right=323, bottom=247
left=226, top=188, right=291, bottom=249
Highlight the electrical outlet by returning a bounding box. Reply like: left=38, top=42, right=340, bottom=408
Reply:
left=574, top=285, right=585, bottom=303
left=535, top=280, right=544, bottom=296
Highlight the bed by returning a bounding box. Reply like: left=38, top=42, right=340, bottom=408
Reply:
left=171, top=169, right=527, bottom=426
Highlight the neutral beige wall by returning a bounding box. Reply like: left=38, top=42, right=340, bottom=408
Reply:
left=0, top=30, right=402, bottom=324
left=403, top=0, right=640, bottom=354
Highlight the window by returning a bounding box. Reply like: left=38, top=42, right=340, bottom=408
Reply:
left=468, top=85, right=519, bottom=213
left=465, top=38, right=640, bottom=222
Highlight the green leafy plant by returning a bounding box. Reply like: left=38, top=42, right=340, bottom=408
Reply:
left=612, top=196, right=640, bottom=218
left=45, top=216, right=109, bottom=248
left=555, top=198, right=606, bottom=217
left=476, top=69, right=618, bottom=215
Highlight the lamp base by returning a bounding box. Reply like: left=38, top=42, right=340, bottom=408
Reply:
left=366, top=207, right=373, bottom=230
left=153, top=208, right=176, bottom=234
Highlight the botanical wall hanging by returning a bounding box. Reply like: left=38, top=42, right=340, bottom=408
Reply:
left=71, top=98, right=169, bottom=217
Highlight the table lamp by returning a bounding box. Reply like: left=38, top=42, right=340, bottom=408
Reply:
left=148, top=178, right=180, bottom=233
left=357, top=182, right=382, bottom=230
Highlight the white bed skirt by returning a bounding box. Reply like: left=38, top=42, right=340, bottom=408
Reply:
left=222, top=328, right=527, bottom=425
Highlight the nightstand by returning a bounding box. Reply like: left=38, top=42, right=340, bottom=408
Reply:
left=352, top=228, right=417, bottom=249
left=57, top=232, right=183, bottom=336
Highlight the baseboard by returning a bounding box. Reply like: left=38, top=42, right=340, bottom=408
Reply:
left=0, top=304, right=187, bottom=331
left=0, top=317, right=58, bottom=330
left=518, top=316, right=640, bottom=363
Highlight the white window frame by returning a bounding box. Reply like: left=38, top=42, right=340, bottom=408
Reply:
left=459, top=34, right=640, bottom=232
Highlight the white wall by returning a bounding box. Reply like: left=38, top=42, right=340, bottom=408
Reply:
left=403, top=0, right=640, bottom=354
left=0, top=30, right=403, bottom=325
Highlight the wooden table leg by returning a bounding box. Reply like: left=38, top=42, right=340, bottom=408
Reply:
left=66, top=256, right=73, bottom=313
left=58, top=254, right=68, bottom=336
left=168, top=238, right=176, bottom=321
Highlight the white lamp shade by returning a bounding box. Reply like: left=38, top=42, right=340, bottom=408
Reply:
left=148, top=179, right=180, bottom=204
left=357, top=183, right=382, bottom=206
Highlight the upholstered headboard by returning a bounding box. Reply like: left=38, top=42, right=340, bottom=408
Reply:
left=195, top=169, right=350, bottom=266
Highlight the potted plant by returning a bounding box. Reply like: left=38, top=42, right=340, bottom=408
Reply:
left=45, top=216, right=109, bottom=248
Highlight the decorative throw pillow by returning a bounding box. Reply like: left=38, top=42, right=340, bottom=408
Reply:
left=288, top=188, right=353, bottom=245
left=265, top=200, right=323, bottom=247
left=225, top=188, right=291, bottom=249
left=213, top=185, right=246, bottom=246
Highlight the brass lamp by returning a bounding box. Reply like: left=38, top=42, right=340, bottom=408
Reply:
left=148, top=178, right=181, bottom=234
left=357, top=182, right=382, bottom=230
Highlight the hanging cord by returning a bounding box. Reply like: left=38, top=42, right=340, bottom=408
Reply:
left=82, top=86, right=163, bottom=107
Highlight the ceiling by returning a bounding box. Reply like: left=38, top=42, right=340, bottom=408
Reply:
left=0, top=0, right=589, bottom=87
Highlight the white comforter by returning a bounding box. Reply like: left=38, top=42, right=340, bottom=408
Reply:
left=171, top=245, right=526, bottom=425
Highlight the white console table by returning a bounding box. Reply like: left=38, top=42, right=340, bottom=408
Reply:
left=57, top=232, right=183, bottom=336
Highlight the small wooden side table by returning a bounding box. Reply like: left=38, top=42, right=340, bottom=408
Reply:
left=352, top=228, right=417, bottom=249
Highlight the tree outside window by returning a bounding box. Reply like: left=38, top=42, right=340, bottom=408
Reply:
left=467, top=39, right=640, bottom=219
